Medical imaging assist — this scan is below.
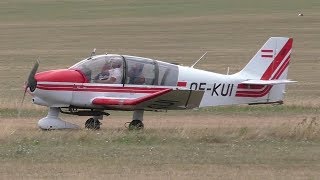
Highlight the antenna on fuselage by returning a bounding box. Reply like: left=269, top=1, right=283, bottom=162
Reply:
left=89, top=48, right=96, bottom=59
left=190, top=52, right=207, bottom=68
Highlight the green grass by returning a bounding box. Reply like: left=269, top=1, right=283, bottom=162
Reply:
left=0, top=126, right=319, bottom=178
left=1, top=126, right=320, bottom=161
left=196, top=104, right=320, bottom=115
left=2, top=0, right=319, bottom=22
left=1, top=104, right=318, bottom=118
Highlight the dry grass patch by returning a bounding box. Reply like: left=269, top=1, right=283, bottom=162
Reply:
left=0, top=116, right=319, bottom=179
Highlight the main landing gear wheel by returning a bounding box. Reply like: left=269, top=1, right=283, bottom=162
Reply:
left=85, top=118, right=101, bottom=130
left=128, top=120, right=144, bottom=130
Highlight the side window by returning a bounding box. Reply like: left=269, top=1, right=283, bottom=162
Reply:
left=142, top=62, right=156, bottom=85
left=126, top=60, right=144, bottom=84
left=70, top=55, right=124, bottom=84
left=92, top=56, right=124, bottom=84
left=157, top=62, right=178, bottom=86
left=125, top=58, right=155, bottom=85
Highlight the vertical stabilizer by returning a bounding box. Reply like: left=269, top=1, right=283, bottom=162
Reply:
left=234, top=37, right=293, bottom=103
left=238, top=37, right=293, bottom=80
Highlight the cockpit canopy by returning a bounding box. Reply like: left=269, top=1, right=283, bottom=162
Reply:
left=69, top=54, right=178, bottom=86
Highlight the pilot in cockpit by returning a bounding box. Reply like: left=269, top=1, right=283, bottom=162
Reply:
left=94, top=62, right=111, bottom=81
left=95, top=59, right=122, bottom=84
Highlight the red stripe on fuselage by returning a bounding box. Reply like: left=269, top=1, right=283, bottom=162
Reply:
left=177, top=81, right=187, bottom=87
left=36, top=84, right=168, bottom=93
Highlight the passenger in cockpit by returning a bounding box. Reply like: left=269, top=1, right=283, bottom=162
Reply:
left=128, top=63, right=145, bottom=84
left=95, top=59, right=122, bottom=84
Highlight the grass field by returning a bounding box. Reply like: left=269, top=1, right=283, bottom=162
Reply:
left=0, top=0, right=320, bottom=179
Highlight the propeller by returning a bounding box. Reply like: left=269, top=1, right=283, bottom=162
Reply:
left=21, top=61, right=39, bottom=105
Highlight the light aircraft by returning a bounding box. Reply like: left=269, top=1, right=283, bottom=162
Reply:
left=23, top=37, right=295, bottom=130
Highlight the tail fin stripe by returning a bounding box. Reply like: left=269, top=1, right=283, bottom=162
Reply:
left=269, top=51, right=291, bottom=79
left=236, top=86, right=272, bottom=97
left=237, top=84, right=265, bottom=89
left=261, top=49, right=273, bottom=52
left=272, top=56, right=290, bottom=80
left=234, top=37, right=294, bottom=98
left=236, top=86, right=269, bottom=95
left=261, top=38, right=293, bottom=80
left=236, top=56, right=290, bottom=97
left=261, top=55, right=273, bottom=58
left=236, top=60, right=292, bottom=97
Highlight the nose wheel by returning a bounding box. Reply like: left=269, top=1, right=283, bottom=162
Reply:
left=38, top=107, right=79, bottom=130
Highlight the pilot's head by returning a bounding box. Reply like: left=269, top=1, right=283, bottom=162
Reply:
left=102, top=62, right=111, bottom=71
left=111, top=59, right=122, bottom=68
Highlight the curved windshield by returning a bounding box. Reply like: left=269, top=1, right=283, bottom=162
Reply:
left=69, top=55, right=124, bottom=84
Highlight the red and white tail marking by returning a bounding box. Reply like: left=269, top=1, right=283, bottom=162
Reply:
left=260, top=38, right=292, bottom=80
left=261, top=49, right=274, bottom=58
left=236, top=37, right=293, bottom=97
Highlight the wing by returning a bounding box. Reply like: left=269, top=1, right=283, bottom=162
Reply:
left=91, top=88, right=204, bottom=110
left=92, top=88, right=171, bottom=106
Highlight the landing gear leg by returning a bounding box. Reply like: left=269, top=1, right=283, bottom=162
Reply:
left=38, top=107, right=79, bottom=130
left=85, top=115, right=102, bottom=130
left=129, top=110, right=144, bottom=130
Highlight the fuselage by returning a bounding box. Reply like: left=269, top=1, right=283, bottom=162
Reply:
left=30, top=53, right=284, bottom=110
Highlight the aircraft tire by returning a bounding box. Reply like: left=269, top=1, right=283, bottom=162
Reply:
left=85, top=118, right=101, bottom=130
left=128, top=120, right=144, bottom=130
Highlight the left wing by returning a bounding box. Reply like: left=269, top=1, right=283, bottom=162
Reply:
left=91, top=88, right=204, bottom=110
left=92, top=88, right=171, bottom=106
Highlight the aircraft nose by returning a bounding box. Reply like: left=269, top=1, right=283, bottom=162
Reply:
left=35, top=69, right=88, bottom=83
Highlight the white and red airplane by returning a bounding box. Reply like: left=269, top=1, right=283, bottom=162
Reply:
left=24, top=37, right=295, bottom=130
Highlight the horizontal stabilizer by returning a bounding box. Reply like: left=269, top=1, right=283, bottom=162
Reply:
left=241, top=79, right=297, bottom=85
